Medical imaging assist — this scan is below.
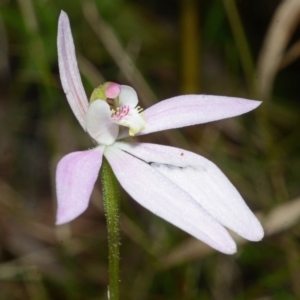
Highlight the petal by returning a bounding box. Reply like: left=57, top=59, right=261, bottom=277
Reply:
left=56, top=147, right=104, bottom=224
left=57, top=11, right=89, bottom=129
left=139, top=95, right=261, bottom=136
left=114, top=142, right=264, bottom=241
left=118, top=85, right=139, bottom=107
left=105, top=145, right=237, bottom=254
left=86, top=100, right=119, bottom=145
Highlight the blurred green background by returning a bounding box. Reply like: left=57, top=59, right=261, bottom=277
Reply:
left=1, top=0, right=300, bottom=299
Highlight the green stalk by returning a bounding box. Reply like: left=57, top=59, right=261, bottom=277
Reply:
left=100, top=158, right=120, bottom=300
left=222, top=0, right=255, bottom=95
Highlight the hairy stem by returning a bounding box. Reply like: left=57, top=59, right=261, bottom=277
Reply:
left=101, top=158, right=120, bottom=300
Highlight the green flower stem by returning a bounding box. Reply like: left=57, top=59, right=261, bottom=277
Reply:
left=101, top=158, right=120, bottom=300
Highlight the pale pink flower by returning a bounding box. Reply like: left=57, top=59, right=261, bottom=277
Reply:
left=56, top=11, right=264, bottom=254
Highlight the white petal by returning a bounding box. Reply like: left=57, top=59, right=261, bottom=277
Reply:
left=139, top=95, right=261, bottom=136
left=105, top=145, right=237, bottom=254
left=57, top=11, right=88, bottom=129
left=56, top=147, right=104, bottom=225
left=118, top=85, right=139, bottom=107
left=86, top=100, right=119, bottom=145
left=114, top=142, right=264, bottom=241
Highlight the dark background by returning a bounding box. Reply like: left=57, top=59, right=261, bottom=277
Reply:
left=0, top=0, right=300, bottom=299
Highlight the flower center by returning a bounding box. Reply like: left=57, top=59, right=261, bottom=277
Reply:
left=90, top=83, right=147, bottom=136
left=111, top=105, right=145, bottom=136
left=111, top=105, right=130, bottom=121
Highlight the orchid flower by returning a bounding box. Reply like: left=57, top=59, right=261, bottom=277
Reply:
left=56, top=11, right=264, bottom=255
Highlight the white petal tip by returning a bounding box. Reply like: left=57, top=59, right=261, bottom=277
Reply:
left=217, top=239, right=237, bottom=255
left=249, top=226, right=265, bottom=242
left=55, top=203, right=89, bottom=226
left=237, top=220, right=264, bottom=242
left=59, top=10, right=68, bottom=20
left=249, top=99, right=262, bottom=109
left=55, top=214, right=77, bottom=226
left=58, top=11, right=69, bottom=27
left=228, top=249, right=237, bottom=255
left=222, top=244, right=237, bottom=255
